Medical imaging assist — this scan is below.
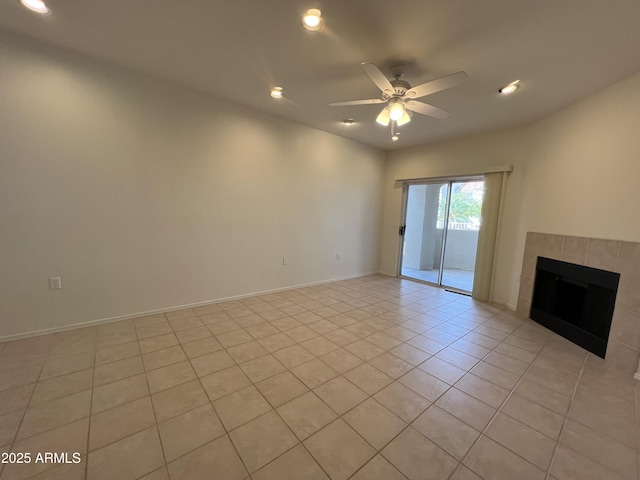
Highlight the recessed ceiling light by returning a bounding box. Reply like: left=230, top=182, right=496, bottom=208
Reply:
left=270, top=87, right=283, bottom=99
left=19, top=0, right=49, bottom=14
left=499, top=80, right=520, bottom=94
left=342, top=119, right=355, bottom=126
left=302, top=9, right=323, bottom=31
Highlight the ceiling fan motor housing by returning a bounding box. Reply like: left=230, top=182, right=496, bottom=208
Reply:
left=391, top=78, right=410, bottom=96
left=381, top=79, right=410, bottom=100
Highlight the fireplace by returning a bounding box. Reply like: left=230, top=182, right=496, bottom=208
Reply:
left=530, top=256, right=620, bottom=358
left=517, top=233, right=640, bottom=375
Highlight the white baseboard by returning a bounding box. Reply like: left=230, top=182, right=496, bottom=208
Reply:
left=377, top=270, right=398, bottom=277
left=0, top=271, right=378, bottom=343
left=491, top=298, right=518, bottom=312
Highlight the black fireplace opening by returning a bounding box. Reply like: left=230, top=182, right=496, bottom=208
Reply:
left=530, top=257, right=620, bottom=358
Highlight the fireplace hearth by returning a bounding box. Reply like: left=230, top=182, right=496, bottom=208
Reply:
left=530, top=257, right=620, bottom=358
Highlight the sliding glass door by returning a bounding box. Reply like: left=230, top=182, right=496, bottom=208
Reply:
left=400, top=182, right=449, bottom=285
left=400, top=179, right=485, bottom=293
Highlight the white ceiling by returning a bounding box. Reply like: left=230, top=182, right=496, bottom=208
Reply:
left=1, top=0, right=639, bottom=150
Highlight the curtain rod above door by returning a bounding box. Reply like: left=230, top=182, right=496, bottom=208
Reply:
left=394, top=164, right=513, bottom=188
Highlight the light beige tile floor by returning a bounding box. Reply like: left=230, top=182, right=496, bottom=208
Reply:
left=0, top=275, right=638, bottom=480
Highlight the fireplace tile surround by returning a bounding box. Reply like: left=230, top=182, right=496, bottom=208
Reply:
left=517, top=232, right=640, bottom=374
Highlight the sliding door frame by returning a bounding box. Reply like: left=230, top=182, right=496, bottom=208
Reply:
left=397, top=175, right=484, bottom=292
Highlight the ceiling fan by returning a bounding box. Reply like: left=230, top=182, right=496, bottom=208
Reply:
left=330, top=63, right=468, bottom=137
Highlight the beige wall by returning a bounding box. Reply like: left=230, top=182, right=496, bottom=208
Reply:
left=519, top=73, right=640, bottom=241
left=0, top=36, right=385, bottom=339
left=383, top=72, right=640, bottom=308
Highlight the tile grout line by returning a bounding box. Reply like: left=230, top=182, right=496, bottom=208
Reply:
left=360, top=302, right=523, bottom=479
left=444, top=318, right=559, bottom=480
left=183, top=309, right=273, bottom=480
left=274, top=306, right=515, bottom=479
left=281, top=299, right=504, bottom=477
left=72, top=339, right=196, bottom=477
left=86, top=290, right=484, bottom=473
left=174, top=296, right=415, bottom=478
left=4, top=359, right=46, bottom=477
left=543, top=352, right=592, bottom=480
left=137, top=310, right=246, bottom=478
left=84, top=338, right=98, bottom=480
left=161, top=286, right=414, bottom=477
left=134, top=315, right=169, bottom=480
left=391, top=316, right=519, bottom=480
left=8, top=335, right=95, bottom=479
left=11, top=334, right=95, bottom=478
left=225, top=294, right=325, bottom=480
left=2, top=289, right=488, bottom=478
left=227, top=291, right=393, bottom=477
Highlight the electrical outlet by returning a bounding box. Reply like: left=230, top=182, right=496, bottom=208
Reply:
left=49, top=277, right=62, bottom=290
left=336, top=253, right=341, bottom=261
left=282, top=257, right=288, bottom=265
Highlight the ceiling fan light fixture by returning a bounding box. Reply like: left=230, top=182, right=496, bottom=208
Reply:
left=376, top=107, right=391, bottom=126
left=342, top=118, right=355, bottom=126
left=302, top=9, right=323, bottom=31
left=19, top=0, right=49, bottom=14
left=499, top=80, right=520, bottom=94
left=270, top=87, right=283, bottom=99
left=389, top=101, right=405, bottom=121
left=396, top=110, right=411, bottom=126
left=391, top=134, right=399, bottom=142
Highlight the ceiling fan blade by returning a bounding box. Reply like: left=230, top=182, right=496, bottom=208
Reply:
left=329, top=99, right=386, bottom=106
left=405, top=100, right=450, bottom=119
left=405, top=71, right=468, bottom=99
left=361, top=63, right=395, bottom=95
